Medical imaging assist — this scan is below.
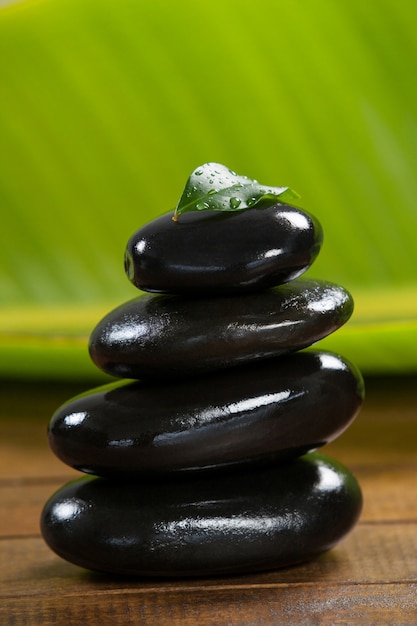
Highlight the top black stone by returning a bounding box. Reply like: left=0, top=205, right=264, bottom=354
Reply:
left=124, top=205, right=323, bottom=295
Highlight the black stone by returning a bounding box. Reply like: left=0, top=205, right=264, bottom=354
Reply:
left=48, top=351, right=364, bottom=477
left=89, top=279, right=353, bottom=380
left=40, top=453, right=362, bottom=577
left=124, top=205, right=323, bottom=295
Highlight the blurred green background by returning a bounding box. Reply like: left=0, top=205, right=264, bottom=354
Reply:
left=0, top=0, right=416, bottom=381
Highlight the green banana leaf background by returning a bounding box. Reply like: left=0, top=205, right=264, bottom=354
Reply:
left=1, top=0, right=416, bottom=381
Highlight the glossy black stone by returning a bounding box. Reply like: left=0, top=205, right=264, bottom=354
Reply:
left=48, top=351, right=364, bottom=477
left=89, top=279, right=353, bottom=380
left=40, top=453, right=362, bottom=577
left=124, top=205, right=323, bottom=294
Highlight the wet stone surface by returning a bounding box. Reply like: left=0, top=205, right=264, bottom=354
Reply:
left=89, top=279, right=353, bottom=380
left=42, top=187, right=364, bottom=578
left=40, top=453, right=362, bottom=578
left=48, top=351, right=364, bottom=477
left=124, top=205, right=323, bottom=295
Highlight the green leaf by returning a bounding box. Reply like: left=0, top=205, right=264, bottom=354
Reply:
left=173, top=163, right=299, bottom=220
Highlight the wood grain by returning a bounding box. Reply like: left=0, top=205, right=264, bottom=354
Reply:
left=1, top=375, right=416, bottom=625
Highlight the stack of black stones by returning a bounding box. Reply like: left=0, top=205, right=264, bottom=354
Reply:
left=41, top=202, right=364, bottom=577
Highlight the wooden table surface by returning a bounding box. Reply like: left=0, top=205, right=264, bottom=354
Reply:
left=1, top=375, right=416, bottom=625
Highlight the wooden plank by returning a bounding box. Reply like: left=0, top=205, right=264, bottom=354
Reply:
left=0, top=376, right=416, bottom=624
left=0, top=480, right=74, bottom=537
left=1, top=582, right=417, bottom=625
left=359, top=464, right=417, bottom=522
left=0, top=381, right=88, bottom=481
left=325, top=376, right=417, bottom=468
left=0, top=381, right=90, bottom=424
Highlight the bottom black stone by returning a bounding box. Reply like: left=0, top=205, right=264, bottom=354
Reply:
left=41, top=453, right=362, bottom=577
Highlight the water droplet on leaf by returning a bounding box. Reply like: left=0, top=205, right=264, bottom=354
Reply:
left=196, top=201, right=210, bottom=210
left=229, top=197, right=241, bottom=209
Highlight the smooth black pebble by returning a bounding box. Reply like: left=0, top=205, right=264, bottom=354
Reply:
left=40, top=453, right=362, bottom=577
left=48, top=351, right=364, bottom=477
left=124, top=205, right=323, bottom=294
left=89, top=279, right=353, bottom=380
